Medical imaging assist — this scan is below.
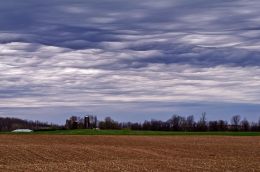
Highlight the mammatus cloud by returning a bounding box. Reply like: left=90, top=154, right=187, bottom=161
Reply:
left=0, top=0, right=260, bottom=122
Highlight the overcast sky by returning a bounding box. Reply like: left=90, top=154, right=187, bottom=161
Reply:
left=1, top=0, right=260, bottom=124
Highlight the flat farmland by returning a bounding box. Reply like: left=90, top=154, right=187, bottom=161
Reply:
left=0, top=135, right=259, bottom=172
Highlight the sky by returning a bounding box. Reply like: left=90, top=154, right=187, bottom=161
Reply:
left=0, top=0, right=260, bottom=124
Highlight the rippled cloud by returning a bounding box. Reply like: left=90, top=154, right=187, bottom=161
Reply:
left=0, top=0, right=260, bottom=122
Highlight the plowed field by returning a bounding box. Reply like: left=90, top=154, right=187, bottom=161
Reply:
left=0, top=135, right=259, bottom=171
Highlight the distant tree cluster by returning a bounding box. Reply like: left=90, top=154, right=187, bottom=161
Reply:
left=97, top=114, right=260, bottom=132
left=99, top=117, right=120, bottom=129
left=0, top=117, right=59, bottom=131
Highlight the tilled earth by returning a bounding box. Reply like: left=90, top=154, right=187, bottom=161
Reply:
left=0, top=135, right=259, bottom=172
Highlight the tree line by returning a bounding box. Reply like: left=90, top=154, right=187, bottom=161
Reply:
left=0, top=117, right=60, bottom=131
left=1, top=113, right=260, bottom=132
left=98, top=114, right=260, bottom=132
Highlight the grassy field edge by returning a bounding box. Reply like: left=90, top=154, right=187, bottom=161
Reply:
left=1, top=129, right=260, bottom=136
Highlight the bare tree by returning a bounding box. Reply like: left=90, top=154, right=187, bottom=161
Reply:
left=257, top=117, right=260, bottom=131
left=98, top=117, right=120, bottom=129
left=209, top=121, right=218, bottom=131
left=240, top=118, right=250, bottom=131
left=186, top=115, right=195, bottom=131
left=217, top=120, right=228, bottom=131
left=168, top=115, right=185, bottom=131
left=197, top=112, right=207, bottom=131
left=231, top=115, right=241, bottom=131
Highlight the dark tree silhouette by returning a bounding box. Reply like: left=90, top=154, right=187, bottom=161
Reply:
left=231, top=115, right=241, bottom=131
left=99, top=117, right=120, bottom=129
left=168, top=115, right=186, bottom=131
left=240, top=118, right=250, bottom=131
left=186, top=115, right=195, bottom=131
left=197, top=112, right=208, bottom=131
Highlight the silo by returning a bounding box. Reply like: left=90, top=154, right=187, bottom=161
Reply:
left=84, top=116, right=90, bottom=129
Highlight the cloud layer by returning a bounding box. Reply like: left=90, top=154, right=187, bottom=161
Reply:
left=0, top=0, right=260, bottom=122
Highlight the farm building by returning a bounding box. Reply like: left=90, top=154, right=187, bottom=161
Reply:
left=12, top=129, right=33, bottom=133
left=65, top=115, right=97, bottom=129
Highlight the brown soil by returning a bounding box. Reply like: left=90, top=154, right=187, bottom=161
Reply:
left=0, top=135, right=259, bottom=172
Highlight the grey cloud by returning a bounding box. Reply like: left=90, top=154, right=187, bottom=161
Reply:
left=1, top=41, right=260, bottom=108
left=1, top=0, right=260, bottom=67
left=1, top=0, right=260, bottom=121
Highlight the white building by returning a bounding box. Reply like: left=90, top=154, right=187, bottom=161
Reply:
left=12, top=129, right=33, bottom=133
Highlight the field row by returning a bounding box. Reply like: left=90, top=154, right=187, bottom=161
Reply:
left=0, top=135, right=259, bottom=171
